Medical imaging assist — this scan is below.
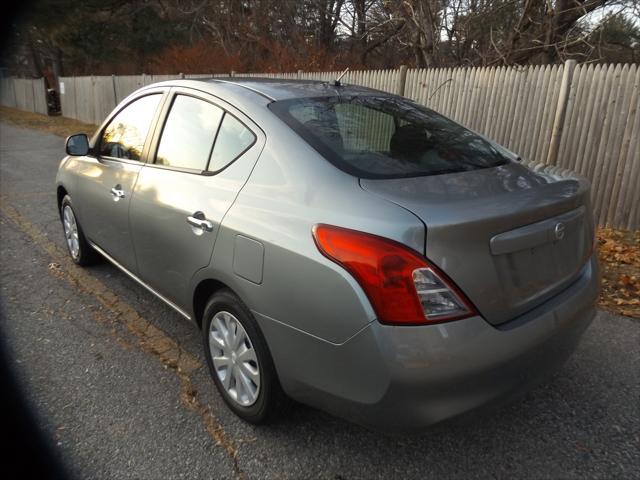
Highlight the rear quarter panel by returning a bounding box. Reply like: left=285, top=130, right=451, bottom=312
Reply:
left=191, top=112, right=425, bottom=344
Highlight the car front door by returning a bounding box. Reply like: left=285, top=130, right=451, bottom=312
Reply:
left=75, top=91, right=165, bottom=272
left=129, top=88, right=264, bottom=310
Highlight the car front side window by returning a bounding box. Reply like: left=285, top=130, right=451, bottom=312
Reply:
left=99, top=94, right=162, bottom=161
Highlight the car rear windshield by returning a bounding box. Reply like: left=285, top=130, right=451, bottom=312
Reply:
left=269, top=95, right=509, bottom=179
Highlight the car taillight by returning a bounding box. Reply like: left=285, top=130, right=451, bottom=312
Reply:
left=312, top=224, right=476, bottom=325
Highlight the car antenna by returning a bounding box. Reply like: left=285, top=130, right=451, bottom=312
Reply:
left=333, top=68, right=349, bottom=87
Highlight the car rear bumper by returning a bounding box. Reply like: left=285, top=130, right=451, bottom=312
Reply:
left=256, top=255, right=599, bottom=433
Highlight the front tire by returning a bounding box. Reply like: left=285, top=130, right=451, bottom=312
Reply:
left=60, top=195, right=98, bottom=266
left=202, top=289, right=282, bottom=424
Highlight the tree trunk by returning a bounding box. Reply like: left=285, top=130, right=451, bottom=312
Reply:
left=52, top=46, right=64, bottom=90
left=354, top=0, right=367, bottom=53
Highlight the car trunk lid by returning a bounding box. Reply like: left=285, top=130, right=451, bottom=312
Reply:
left=360, top=162, right=594, bottom=325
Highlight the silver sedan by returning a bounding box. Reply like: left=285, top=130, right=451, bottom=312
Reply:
left=56, top=79, right=599, bottom=432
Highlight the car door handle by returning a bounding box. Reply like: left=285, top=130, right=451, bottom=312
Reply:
left=110, top=186, right=125, bottom=199
left=187, top=212, right=214, bottom=232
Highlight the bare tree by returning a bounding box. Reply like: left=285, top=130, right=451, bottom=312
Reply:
left=4, top=0, right=638, bottom=77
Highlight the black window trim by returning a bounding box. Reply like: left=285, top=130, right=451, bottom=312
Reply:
left=205, top=111, right=257, bottom=175
left=148, top=91, right=258, bottom=177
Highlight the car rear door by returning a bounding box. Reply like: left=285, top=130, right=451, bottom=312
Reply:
left=129, top=87, right=264, bottom=311
left=74, top=90, right=166, bottom=272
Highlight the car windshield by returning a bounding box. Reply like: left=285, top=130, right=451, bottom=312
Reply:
left=269, top=95, right=509, bottom=179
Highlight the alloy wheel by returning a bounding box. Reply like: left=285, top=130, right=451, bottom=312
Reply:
left=208, top=311, right=260, bottom=406
left=62, top=205, right=80, bottom=259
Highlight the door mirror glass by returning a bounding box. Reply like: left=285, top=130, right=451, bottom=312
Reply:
left=66, top=134, right=90, bottom=156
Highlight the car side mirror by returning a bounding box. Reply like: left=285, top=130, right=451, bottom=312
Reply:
left=66, top=134, right=90, bottom=156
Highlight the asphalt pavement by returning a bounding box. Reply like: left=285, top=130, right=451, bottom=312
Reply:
left=0, top=122, right=638, bottom=479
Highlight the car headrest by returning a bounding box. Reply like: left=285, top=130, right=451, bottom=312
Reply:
left=390, top=124, right=431, bottom=157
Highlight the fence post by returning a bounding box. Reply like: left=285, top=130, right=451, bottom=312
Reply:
left=230, top=70, right=236, bottom=77
left=72, top=76, right=77, bottom=120
left=12, top=77, right=18, bottom=109
left=396, top=65, right=408, bottom=97
left=36, top=78, right=47, bottom=115
left=111, top=74, right=118, bottom=107
left=179, top=72, right=185, bottom=79
left=91, top=75, right=99, bottom=123
left=297, top=69, right=303, bottom=79
left=30, top=78, right=37, bottom=113
left=546, top=59, right=577, bottom=165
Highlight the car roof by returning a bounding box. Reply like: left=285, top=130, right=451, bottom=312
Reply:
left=197, top=77, right=390, bottom=101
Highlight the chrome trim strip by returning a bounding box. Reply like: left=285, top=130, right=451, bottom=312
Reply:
left=89, top=241, right=192, bottom=320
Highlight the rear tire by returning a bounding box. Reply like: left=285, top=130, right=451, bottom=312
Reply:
left=202, top=289, right=283, bottom=424
left=60, top=195, right=98, bottom=266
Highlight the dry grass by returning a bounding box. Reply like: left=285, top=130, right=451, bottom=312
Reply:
left=0, top=106, right=97, bottom=138
left=1, top=106, right=638, bottom=318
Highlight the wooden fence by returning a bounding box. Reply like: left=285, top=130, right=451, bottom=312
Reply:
left=55, top=74, right=219, bottom=126
left=0, top=77, right=48, bottom=115
left=3, top=63, right=638, bottom=229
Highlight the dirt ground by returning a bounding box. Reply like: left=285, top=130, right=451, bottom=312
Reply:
left=0, top=106, right=98, bottom=138
left=597, top=229, right=640, bottom=319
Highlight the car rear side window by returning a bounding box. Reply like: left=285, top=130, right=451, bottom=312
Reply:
left=156, top=95, right=224, bottom=171
left=208, top=114, right=256, bottom=172
left=269, top=95, right=509, bottom=179
left=99, top=94, right=161, bottom=161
